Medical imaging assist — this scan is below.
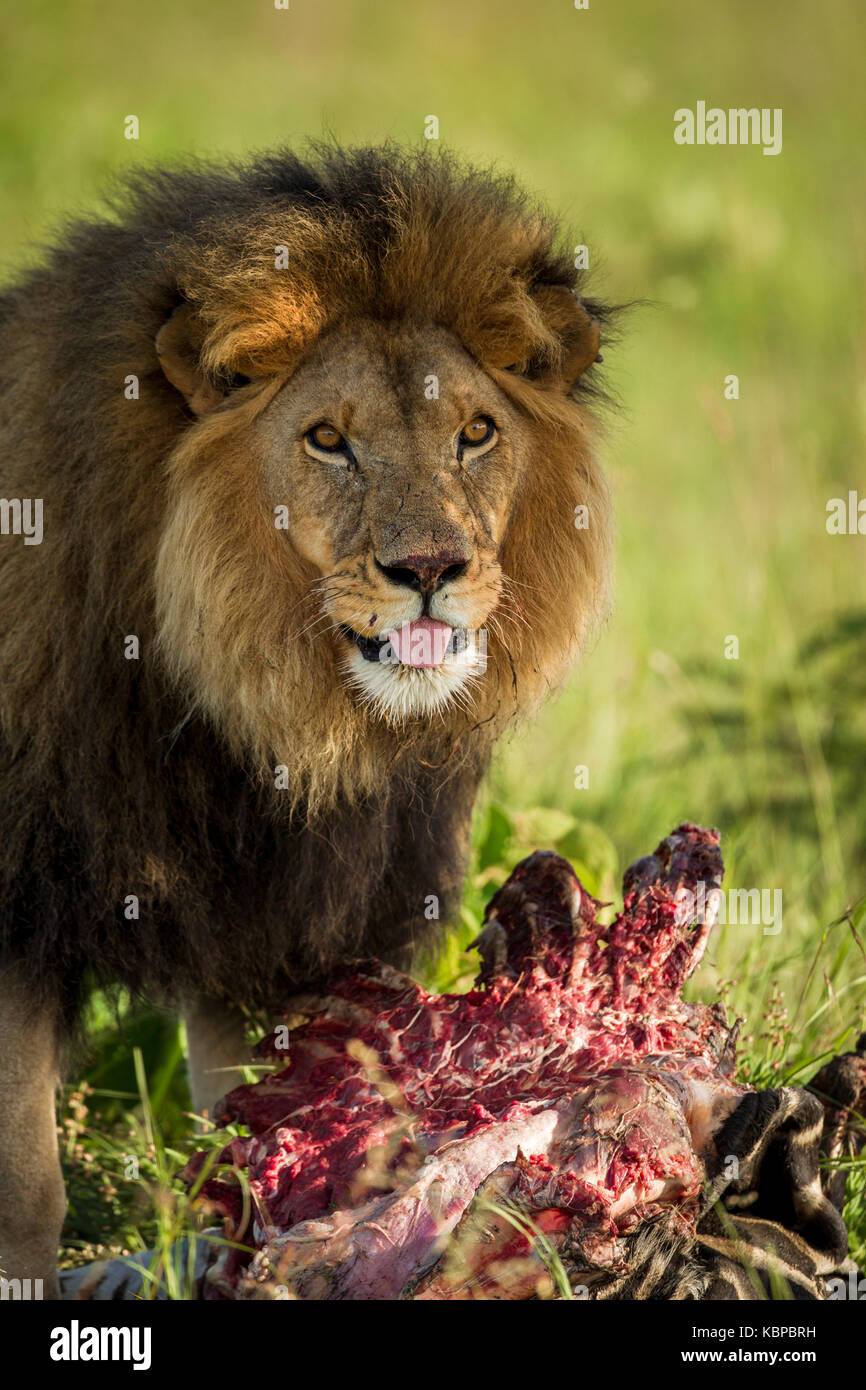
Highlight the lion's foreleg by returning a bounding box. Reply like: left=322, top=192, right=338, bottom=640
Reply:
left=0, top=967, right=66, bottom=1299
left=183, top=994, right=252, bottom=1119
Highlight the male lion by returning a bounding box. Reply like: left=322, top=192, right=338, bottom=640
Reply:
left=0, top=146, right=613, bottom=1294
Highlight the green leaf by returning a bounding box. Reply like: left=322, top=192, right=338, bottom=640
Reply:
left=478, top=803, right=513, bottom=871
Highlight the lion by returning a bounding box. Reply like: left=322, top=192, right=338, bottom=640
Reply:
left=0, top=144, right=615, bottom=1294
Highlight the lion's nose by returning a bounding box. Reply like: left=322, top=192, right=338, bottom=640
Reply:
left=375, top=553, right=469, bottom=594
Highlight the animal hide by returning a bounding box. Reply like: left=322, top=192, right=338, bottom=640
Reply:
left=171, top=824, right=863, bottom=1301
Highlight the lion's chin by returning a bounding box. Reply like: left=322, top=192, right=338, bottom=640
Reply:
left=340, top=632, right=486, bottom=722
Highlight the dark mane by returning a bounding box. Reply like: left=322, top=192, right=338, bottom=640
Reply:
left=0, top=144, right=615, bottom=1028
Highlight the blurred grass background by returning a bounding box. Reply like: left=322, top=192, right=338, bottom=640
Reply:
left=3, top=0, right=866, bottom=1276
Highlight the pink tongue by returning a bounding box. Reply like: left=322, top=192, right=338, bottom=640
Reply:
left=387, top=618, right=454, bottom=668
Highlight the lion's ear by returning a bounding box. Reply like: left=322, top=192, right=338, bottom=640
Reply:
left=532, top=286, right=601, bottom=389
left=155, top=303, right=225, bottom=415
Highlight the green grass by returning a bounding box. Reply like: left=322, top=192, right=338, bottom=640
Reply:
left=2, top=0, right=864, bottom=1290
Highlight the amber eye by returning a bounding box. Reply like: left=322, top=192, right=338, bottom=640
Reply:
left=456, top=415, right=496, bottom=456
left=306, top=423, right=346, bottom=453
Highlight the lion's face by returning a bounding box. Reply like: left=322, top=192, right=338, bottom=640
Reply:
left=153, top=170, right=612, bottom=806
left=255, top=318, right=524, bottom=720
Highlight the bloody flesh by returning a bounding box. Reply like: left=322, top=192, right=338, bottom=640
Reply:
left=188, top=823, right=748, bottom=1299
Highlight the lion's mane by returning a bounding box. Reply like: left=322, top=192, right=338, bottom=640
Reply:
left=0, top=145, right=615, bottom=1021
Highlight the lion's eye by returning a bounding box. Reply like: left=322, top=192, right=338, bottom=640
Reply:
left=306, top=423, right=346, bottom=453
left=456, top=415, right=497, bottom=456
